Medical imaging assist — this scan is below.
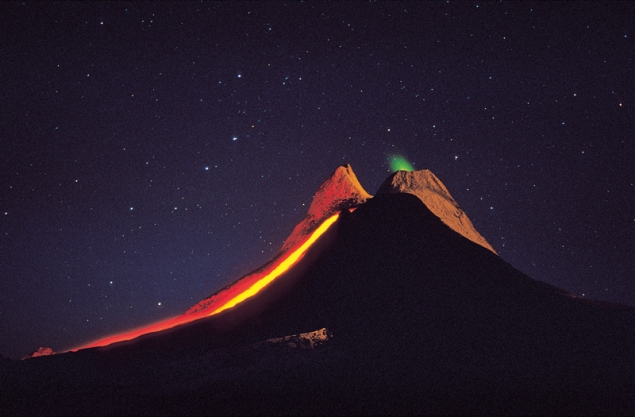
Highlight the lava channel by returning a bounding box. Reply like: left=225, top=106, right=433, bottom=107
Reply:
left=69, top=212, right=341, bottom=352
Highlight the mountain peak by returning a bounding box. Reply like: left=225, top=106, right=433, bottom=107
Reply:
left=280, top=164, right=371, bottom=254
left=377, top=169, right=496, bottom=254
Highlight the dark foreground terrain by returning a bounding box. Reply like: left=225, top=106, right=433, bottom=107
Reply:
left=2, top=193, right=634, bottom=415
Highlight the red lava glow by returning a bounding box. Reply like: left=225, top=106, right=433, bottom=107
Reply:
left=69, top=212, right=342, bottom=352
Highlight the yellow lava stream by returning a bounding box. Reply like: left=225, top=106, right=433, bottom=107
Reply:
left=209, top=213, right=340, bottom=316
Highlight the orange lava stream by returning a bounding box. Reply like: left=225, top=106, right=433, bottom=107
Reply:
left=68, top=212, right=341, bottom=352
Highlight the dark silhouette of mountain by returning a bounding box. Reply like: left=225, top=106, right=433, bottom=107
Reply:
left=1, top=166, right=633, bottom=415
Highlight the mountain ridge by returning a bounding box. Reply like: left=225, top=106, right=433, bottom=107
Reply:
left=187, top=165, right=494, bottom=316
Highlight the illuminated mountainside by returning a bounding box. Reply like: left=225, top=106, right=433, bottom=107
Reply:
left=377, top=170, right=497, bottom=253
left=280, top=164, right=371, bottom=254
left=186, top=164, right=370, bottom=316
left=2, top=165, right=634, bottom=415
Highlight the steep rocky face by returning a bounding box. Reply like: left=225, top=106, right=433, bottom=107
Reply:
left=279, top=164, right=372, bottom=255
left=377, top=170, right=497, bottom=254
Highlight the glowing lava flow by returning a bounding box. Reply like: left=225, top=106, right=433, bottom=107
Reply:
left=69, top=212, right=341, bottom=352
left=208, top=213, right=339, bottom=316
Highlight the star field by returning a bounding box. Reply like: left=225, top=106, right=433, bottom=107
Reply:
left=1, top=2, right=633, bottom=359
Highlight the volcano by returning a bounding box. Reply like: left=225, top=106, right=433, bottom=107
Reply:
left=1, top=165, right=634, bottom=415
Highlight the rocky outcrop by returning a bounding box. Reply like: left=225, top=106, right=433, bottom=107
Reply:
left=377, top=169, right=496, bottom=254
left=254, top=328, right=332, bottom=350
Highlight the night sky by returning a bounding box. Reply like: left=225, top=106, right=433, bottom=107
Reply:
left=1, top=1, right=633, bottom=359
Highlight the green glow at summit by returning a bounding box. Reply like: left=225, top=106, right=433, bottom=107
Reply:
left=389, top=155, right=414, bottom=172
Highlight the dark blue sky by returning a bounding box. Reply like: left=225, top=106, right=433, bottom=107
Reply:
left=1, top=1, right=633, bottom=359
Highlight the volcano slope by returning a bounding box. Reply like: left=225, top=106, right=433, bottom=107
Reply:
left=2, top=168, right=634, bottom=415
